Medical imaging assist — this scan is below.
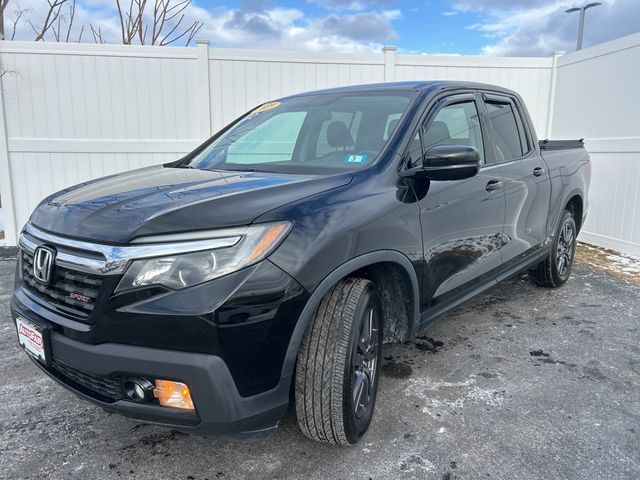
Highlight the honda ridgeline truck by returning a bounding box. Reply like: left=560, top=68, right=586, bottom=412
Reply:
left=12, top=81, right=590, bottom=445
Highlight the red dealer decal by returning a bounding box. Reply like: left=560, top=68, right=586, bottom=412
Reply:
left=19, top=324, right=43, bottom=349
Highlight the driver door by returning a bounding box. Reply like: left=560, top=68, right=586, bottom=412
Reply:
left=411, top=93, right=508, bottom=310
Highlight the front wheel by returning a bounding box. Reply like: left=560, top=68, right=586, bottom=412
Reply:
left=529, top=209, right=577, bottom=287
left=295, top=277, right=382, bottom=446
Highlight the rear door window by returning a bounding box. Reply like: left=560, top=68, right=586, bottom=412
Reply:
left=485, top=101, right=524, bottom=161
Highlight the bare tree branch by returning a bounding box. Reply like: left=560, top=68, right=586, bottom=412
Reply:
left=28, top=0, right=67, bottom=41
left=89, top=23, right=105, bottom=44
left=64, top=0, right=75, bottom=42
left=185, top=19, right=201, bottom=46
left=0, top=0, right=10, bottom=40
left=0, top=62, right=16, bottom=78
left=9, top=6, right=28, bottom=40
left=115, top=0, right=203, bottom=47
left=51, top=6, right=62, bottom=40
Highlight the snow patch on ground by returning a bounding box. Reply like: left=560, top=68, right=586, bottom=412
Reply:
left=398, top=453, right=436, bottom=473
left=577, top=242, right=640, bottom=285
left=605, top=252, right=640, bottom=275
left=404, top=375, right=505, bottom=418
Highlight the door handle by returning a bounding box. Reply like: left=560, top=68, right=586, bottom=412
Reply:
left=485, top=179, right=503, bottom=192
left=533, top=167, right=546, bottom=177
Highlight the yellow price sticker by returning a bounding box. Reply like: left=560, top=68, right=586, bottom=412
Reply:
left=252, top=101, right=281, bottom=114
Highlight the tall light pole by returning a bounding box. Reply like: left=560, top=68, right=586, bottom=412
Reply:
left=565, top=2, right=602, bottom=51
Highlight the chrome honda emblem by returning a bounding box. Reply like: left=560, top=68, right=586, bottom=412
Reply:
left=33, top=246, right=55, bottom=284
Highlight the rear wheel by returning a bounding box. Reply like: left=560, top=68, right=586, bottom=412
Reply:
left=295, top=277, right=382, bottom=446
left=529, top=209, right=577, bottom=288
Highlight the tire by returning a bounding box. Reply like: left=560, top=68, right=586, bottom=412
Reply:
left=529, top=209, right=577, bottom=288
left=295, top=277, right=382, bottom=446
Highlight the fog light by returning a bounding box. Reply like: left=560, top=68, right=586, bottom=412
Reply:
left=123, top=378, right=154, bottom=402
left=153, top=379, right=195, bottom=410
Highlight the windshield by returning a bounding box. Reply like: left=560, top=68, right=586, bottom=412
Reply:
left=186, top=92, right=416, bottom=174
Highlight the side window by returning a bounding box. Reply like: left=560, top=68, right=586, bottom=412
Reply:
left=423, top=101, right=485, bottom=164
left=227, top=111, right=306, bottom=164
left=485, top=101, right=523, bottom=161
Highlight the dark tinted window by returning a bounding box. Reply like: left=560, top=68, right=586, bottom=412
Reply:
left=424, top=100, right=485, bottom=164
left=485, top=102, right=523, bottom=161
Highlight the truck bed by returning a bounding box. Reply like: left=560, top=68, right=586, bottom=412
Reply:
left=539, top=139, right=584, bottom=150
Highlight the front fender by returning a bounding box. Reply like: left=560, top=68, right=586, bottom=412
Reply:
left=278, top=250, right=421, bottom=381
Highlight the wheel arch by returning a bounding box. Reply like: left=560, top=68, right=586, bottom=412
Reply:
left=551, top=188, right=584, bottom=237
left=564, top=192, right=584, bottom=232
left=279, top=250, right=420, bottom=381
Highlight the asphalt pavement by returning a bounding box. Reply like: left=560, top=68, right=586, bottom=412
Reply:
left=0, top=253, right=638, bottom=480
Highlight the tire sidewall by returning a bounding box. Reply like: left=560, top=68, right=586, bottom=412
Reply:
left=552, top=210, right=577, bottom=285
left=342, top=285, right=383, bottom=444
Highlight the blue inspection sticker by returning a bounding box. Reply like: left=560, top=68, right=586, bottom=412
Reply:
left=344, top=153, right=368, bottom=164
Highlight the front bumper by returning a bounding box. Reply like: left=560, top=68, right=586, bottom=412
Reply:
left=11, top=296, right=291, bottom=438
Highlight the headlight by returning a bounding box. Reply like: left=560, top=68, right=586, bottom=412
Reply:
left=115, top=222, right=291, bottom=292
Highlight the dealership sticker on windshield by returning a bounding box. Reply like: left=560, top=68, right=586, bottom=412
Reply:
left=344, top=153, right=367, bottom=164
left=252, top=101, right=281, bottom=114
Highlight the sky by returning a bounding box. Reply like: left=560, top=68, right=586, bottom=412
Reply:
left=5, top=0, right=640, bottom=56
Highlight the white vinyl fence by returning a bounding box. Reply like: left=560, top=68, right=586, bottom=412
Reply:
left=0, top=40, right=560, bottom=246
left=551, top=32, right=640, bottom=257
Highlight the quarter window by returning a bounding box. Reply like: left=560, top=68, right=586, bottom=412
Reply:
left=485, top=101, right=524, bottom=161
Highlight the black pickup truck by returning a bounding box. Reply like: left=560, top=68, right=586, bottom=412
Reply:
left=11, top=81, right=590, bottom=446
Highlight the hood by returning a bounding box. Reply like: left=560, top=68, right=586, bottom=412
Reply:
left=30, top=165, right=353, bottom=243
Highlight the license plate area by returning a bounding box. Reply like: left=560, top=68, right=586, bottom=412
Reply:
left=16, top=316, right=50, bottom=365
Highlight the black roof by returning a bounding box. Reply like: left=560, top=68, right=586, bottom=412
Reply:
left=280, top=80, right=518, bottom=100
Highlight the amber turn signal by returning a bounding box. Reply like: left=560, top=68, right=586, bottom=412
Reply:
left=153, top=379, right=195, bottom=410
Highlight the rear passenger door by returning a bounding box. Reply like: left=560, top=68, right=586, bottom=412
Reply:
left=411, top=93, right=507, bottom=308
left=481, top=94, right=551, bottom=268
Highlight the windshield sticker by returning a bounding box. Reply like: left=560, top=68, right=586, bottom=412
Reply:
left=252, top=101, right=281, bottom=114
left=344, top=153, right=367, bottom=164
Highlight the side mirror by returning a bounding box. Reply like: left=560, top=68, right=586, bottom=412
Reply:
left=422, top=145, right=481, bottom=181
left=401, top=145, right=481, bottom=181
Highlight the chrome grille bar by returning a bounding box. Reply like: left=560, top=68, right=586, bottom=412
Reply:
left=19, top=223, right=242, bottom=276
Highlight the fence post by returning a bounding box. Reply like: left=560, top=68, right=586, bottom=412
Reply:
left=0, top=69, right=17, bottom=246
left=382, top=46, right=397, bottom=82
left=546, top=50, right=565, bottom=139
left=196, top=40, right=212, bottom=139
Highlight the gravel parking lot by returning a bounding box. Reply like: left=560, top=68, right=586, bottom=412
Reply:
left=1, top=253, right=638, bottom=480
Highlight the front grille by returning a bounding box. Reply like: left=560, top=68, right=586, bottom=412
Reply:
left=51, top=359, right=122, bottom=402
left=21, top=249, right=103, bottom=320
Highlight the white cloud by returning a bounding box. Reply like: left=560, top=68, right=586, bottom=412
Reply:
left=306, top=0, right=397, bottom=13
left=446, top=0, right=640, bottom=56
left=6, top=0, right=401, bottom=52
